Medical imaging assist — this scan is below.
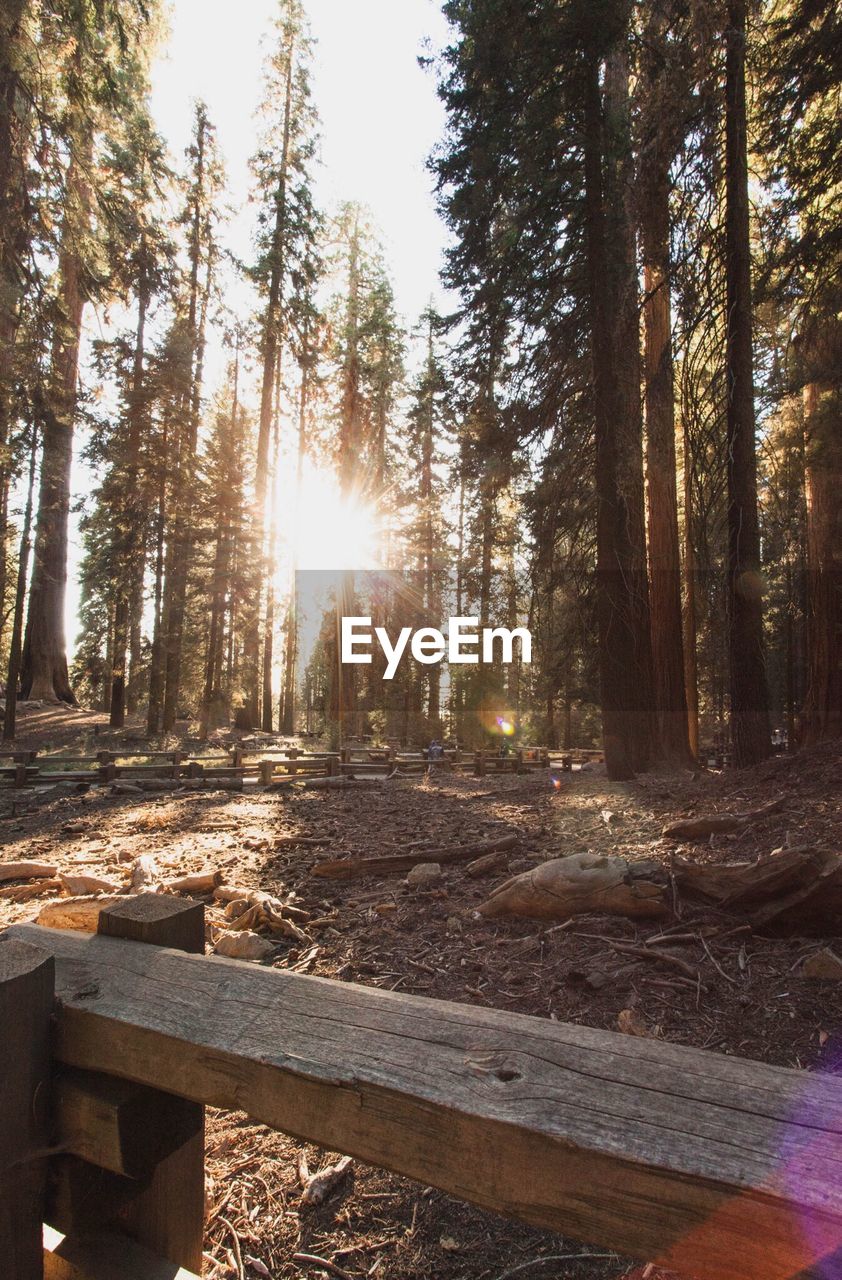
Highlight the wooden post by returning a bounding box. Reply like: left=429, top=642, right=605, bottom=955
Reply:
left=0, top=938, right=54, bottom=1280
left=170, top=751, right=184, bottom=781
left=474, top=750, right=486, bottom=777
left=231, top=746, right=244, bottom=770
left=95, top=896, right=204, bottom=1272
left=258, top=759, right=274, bottom=787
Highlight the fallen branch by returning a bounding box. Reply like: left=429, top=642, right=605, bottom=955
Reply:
left=465, top=850, right=510, bottom=878
left=662, top=798, right=785, bottom=841
left=298, top=1154, right=354, bottom=1206
left=606, top=940, right=705, bottom=984
left=60, top=873, right=120, bottom=896
left=0, top=861, right=57, bottom=883
left=163, top=870, right=224, bottom=895
left=312, top=834, right=518, bottom=880
left=291, top=1254, right=354, bottom=1280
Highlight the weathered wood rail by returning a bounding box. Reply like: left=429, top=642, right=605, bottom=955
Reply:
left=1, top=744, right=571, bottom=788
left=2, top=895, right=842, bottom=1279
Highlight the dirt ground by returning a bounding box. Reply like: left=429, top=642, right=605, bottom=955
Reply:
left=2, top=708, right=841, bottom=1280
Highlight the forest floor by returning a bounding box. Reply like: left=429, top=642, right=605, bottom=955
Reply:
left=1, top=708, right=841, bottom=1280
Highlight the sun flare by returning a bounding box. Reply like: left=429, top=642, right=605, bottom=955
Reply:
left=293, top=462, right=383, bottom=572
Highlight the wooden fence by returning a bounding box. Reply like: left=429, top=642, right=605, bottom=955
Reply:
left=0, top=745, right=588, bottom=789
left=2, top=894, right=841, bottom=1280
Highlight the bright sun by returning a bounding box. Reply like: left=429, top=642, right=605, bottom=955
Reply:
left=292, top=461, right=383, bottom=572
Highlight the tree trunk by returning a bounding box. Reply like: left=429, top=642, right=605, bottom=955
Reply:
left=281, top=345, right=310, bottom=735
left=244, top=36, right=295, bottom=728
left=640, top=156, right=691, bottom=763
left=801, top=382, right=841, bottom=741
left=110, top=272, right=149, bottom=728
left=0, top=0, right=31, bottom=648
left=682, top=422, right=700, bottom=759
left=146, top=417, right=169, bottom=734
left=21, top=131, right=92, bottom=705
left=724, top=0, right=770, bottom=766
left=3, top=426, right=37, bottom=739
left=584, top=37, right=656, bottom=780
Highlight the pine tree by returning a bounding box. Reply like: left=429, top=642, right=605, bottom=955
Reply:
left=151, top=102, right=223, bottom=733
left=243, top=0, right=319, bottom=730
left=20, top=0, right=160, bottom=705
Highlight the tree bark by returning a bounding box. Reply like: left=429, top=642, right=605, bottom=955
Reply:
left=638, top=1, right=692, bottom=764
left=682, top=422, right=700, bottom=759
left=110, top=268, right=149, bottom=728
left=724, top=0, right=770, bottom=765
left=244, top=35, right=295, bottom=728
left=584, top=36, right=656, bottom=780
left=3, top=425, right=36, bottom=739
left=801, top=381, right=841, bottom=741
left=0, top=0, right=31, bottom=649
left=21, top=128, right=93, bottom=705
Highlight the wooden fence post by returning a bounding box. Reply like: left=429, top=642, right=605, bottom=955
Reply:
left=258, top=759, right=274, bottom=787
left=96, top=896, right=205, bottom=1272
left=0, top=938, right=54, bottom=1280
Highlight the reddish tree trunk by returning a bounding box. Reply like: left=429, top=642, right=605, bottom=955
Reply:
left=642, top=184, right=692, bottom=763
left=802, top=382, right=842, bottom=741
left=724, top=0, right=770, bottom=765
left=584, top=39, right=656, bottom=780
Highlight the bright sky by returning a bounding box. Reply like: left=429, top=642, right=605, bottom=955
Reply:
left=66, top=0, right=454, bottom=654
left=149, top=0, right=452, bottom=321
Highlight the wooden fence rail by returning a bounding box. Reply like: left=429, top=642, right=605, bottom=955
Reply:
left=1, top=745, right=570, bottom=789
left=2, top=899, right=842, bottom=1280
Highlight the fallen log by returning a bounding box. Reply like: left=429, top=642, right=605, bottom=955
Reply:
left=479, top=846, right=842, bottom=935
left=269, top=777, right=384, bottom=792
left=312, top=834, right=519, bottom=880
left=673, top=845, right=834, bottom=906
left=0, top=860, right=58, bottom=883
left=478, top=852, right=670, bottom=922
left=662, top=798, right=785, bottom=842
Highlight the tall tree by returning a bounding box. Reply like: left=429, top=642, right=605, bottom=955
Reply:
left=244, top=0, right=319, bottom=729
left=762, top=0, right=841, bottom=742
left=152, top=102, right=223, bottom=733
left=20, top=0, right=158, bottom=704
left=724, top=0, right=770, bottom=764
left=637, top=0, right=694, bottom=763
